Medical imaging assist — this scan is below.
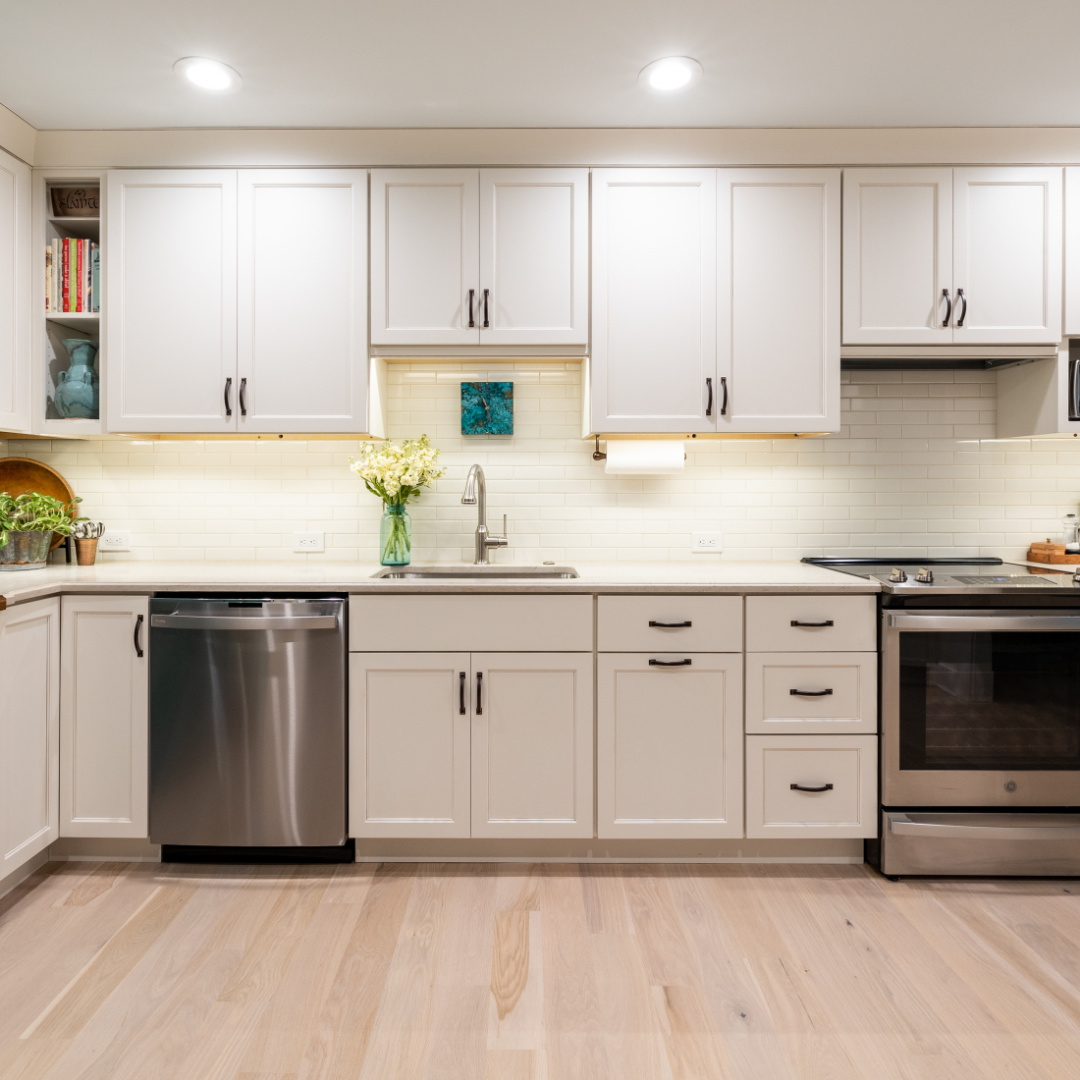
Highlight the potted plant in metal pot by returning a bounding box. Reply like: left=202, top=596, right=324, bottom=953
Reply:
left=0, top=491, right=83, bottom=570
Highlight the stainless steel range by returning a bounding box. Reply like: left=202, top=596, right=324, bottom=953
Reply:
left=805, top=557, right=1080, bottom=877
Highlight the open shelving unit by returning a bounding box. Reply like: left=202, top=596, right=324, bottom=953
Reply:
left=33, top=169, right=106, bottom=436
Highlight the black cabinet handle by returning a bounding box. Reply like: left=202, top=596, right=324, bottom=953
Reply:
left=790, top=782, right=834, bottom=793
left=956, top=288, right=967, bottom=327
left=790, top=688, right=834, bottom=697
left=649, top=658, right=692, bottom=667
left=239, top=377, right=248, bottom=417
left=940, top=287, right=952, bottom=327
left=649, top=620, right=692, bottom=628
left=459, top=671, right=466, bottom=715
left=476, top=670, right=483, bottom=715
left=224, top=377, right=233, bottom=417
left=790, top=620, right=834, bottom=628
left=467, top=288, right=476, bottom=328
left=133, top=614, right=144, bottom=658
left=482, top=288, right=490, bottom=328
left=705, top=377, right=713, bottom=417
left=720, top=376, right=728, bottom=416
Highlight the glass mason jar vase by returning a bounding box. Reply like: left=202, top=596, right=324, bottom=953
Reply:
left=380, top=503, right=412, bottom=566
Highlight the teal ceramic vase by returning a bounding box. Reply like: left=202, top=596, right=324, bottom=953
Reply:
left=54, top=339, right=100, bottom=419
left=380, top=503, right=411, bottom=566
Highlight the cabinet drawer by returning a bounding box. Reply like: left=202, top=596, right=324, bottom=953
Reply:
left=597, top=595, right=742, bottom=652
left=745, top=735, right=878, bottom=839
left=745, top=595, right=875, bottom=652
left=745, top=652, right=877, bottom=735
left=349, top=594, right=592, bottom=652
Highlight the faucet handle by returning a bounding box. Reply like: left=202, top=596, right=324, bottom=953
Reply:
left=503, top=513, right=507, bottom=537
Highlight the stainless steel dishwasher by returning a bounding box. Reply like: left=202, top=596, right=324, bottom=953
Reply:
left=149, top=596, right=349, bottom=858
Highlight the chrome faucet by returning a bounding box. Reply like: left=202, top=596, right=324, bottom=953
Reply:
left=461, top=464, right=508, bottom=565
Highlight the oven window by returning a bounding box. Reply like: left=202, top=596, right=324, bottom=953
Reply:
left=899, top=632, right=1080, bottom=770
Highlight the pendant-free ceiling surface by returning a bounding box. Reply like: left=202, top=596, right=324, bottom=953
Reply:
left=1, top=0, right=1076, bottom=130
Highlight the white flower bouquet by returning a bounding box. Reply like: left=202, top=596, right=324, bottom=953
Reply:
left=349, top=436, right=445, bottom=564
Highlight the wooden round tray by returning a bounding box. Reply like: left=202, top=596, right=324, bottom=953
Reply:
left=0, top=457, right=77, bottom=551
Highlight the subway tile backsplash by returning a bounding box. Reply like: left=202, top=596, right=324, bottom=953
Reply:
left=5, top=363, right=1078, bottom=563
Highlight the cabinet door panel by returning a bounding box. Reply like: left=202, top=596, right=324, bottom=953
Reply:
left=350, top=653, right=471, bottom=838
left=60, top=596, right=148, bottom=838
left=597, top=653, right=742, bottom=839
left=591, top=169, right=717, bottom=432
left=0, top=598, right=59, bottom=874
left=370, top=169, right=480, bottom=345
left=719, top=169, right=840, bottom=432
left=238, top=170, right=369, bottom=432
left=842, top=168, right=953, bottom=345
left=106, top=170, right=237, bottom=432
left=471, top=654, right=593, bottom=838
left=953, top=167, right=1062, bottom=345
left=479, top=169, right=588, bottom=346
left=0, top=147, right=30, bottom=433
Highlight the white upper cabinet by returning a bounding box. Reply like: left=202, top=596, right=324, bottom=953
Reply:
left=0, top=146, right=31, bottom=434
left=107, top=170, right=237, bottom=433
left=843, top=166, right=1062, bottom=346
left=953, top=167, right=1062, bottom=345
left=237, top=170, right=369, bottom=432
left=370, top=169, right=480, bottom=346
left=1065, top=168, right=1080, bottom=335
left=842, top=168, right=953, bottom=345
left=718, top=169, right=841, bottom=433
left=591, top=168, right=718, bottom=433
left=478, top=169, right=588, bottom=346
left=371, top=167, right=588, bottom=347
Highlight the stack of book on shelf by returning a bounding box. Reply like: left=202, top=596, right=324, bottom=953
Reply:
left=45, top=238, right=100, bottom=314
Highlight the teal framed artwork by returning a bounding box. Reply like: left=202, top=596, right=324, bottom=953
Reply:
left=461, top=381, right=514, bottom=435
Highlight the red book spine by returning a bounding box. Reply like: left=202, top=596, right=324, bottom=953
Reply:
left=62, top=238, right=70, bottom=312
left=77, top=239, right=84, bottom=312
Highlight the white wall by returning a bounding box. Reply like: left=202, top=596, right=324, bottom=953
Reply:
left=4, top=364, right=1077, bottom=564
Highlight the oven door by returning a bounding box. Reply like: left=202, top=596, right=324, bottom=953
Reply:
left=882, top=611, right=1080, bottom=806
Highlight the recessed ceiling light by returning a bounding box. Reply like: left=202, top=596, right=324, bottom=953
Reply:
left=173, top=57, right=242, bottom=93
left=639, top=56, right=702, bottom=93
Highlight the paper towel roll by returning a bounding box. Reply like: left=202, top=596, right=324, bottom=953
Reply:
left=603, top=440, right=685, bottom=476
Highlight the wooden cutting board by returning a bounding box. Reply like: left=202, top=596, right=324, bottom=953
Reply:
left=0, top=457, right=76, bottom=551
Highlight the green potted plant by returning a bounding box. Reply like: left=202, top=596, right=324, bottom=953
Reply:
left=349, top=436, right=445, bottom=566
left=0, top=492, right=83, bottom=571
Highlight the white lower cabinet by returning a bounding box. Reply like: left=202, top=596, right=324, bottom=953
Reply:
left=597, top=653, right=743, bottom=839
left=349, top=653, right=471, bottom=838
left=349, top=650, right=593, bottom=839
left=745, top=735, right=878, bottom=839
left=60, top=596, right=149, bottom=838
left=471, top=653, right=593, bottom=838
left=0, top=599, right=60, bottom=878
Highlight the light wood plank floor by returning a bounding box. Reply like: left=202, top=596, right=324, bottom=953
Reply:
left=1, top=861, right=1079, bottom=1079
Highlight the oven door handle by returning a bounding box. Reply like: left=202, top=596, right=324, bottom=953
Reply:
left=888, top=813, right=1080, bottom=841
left=886, top=613, right=1080, bottom=631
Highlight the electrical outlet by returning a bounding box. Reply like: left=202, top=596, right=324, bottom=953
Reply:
left=99, top=530, right=131, bottom=552
left=293, top=532, right=325, bottom=553
left=692, top=531, right=722, bottom=554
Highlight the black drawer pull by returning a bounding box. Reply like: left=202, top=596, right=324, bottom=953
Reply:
left=649, top=658, right=692, bottom=667
left=133, top=614, right=144, bottom=658
left=790, top=783, right=834, bottom=793
left=649, top=620, right=692, bottom=628
left=789, top=688, right=834, bottom=697
left=790, top=620, right=834, bottom=628
left=476, top=670, right=483, bottom=715
left=459, top=671, right=466, bottom=715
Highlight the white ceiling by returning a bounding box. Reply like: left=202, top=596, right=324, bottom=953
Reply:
left=2, top=0, right=1078, bottom=131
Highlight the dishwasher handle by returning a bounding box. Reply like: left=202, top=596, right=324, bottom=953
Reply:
left=150, top=613, right=339, bottom=631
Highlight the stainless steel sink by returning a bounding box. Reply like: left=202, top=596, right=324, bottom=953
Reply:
left=373, top=565, right=579, bottom=580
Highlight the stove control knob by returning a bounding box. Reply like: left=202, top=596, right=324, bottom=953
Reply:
left=888, top=567, right=908, bottom=583
left=915, top=567, right=934, bottom=584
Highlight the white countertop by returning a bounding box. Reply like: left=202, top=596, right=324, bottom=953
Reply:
left=0, top=559, right=878, bottom=609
